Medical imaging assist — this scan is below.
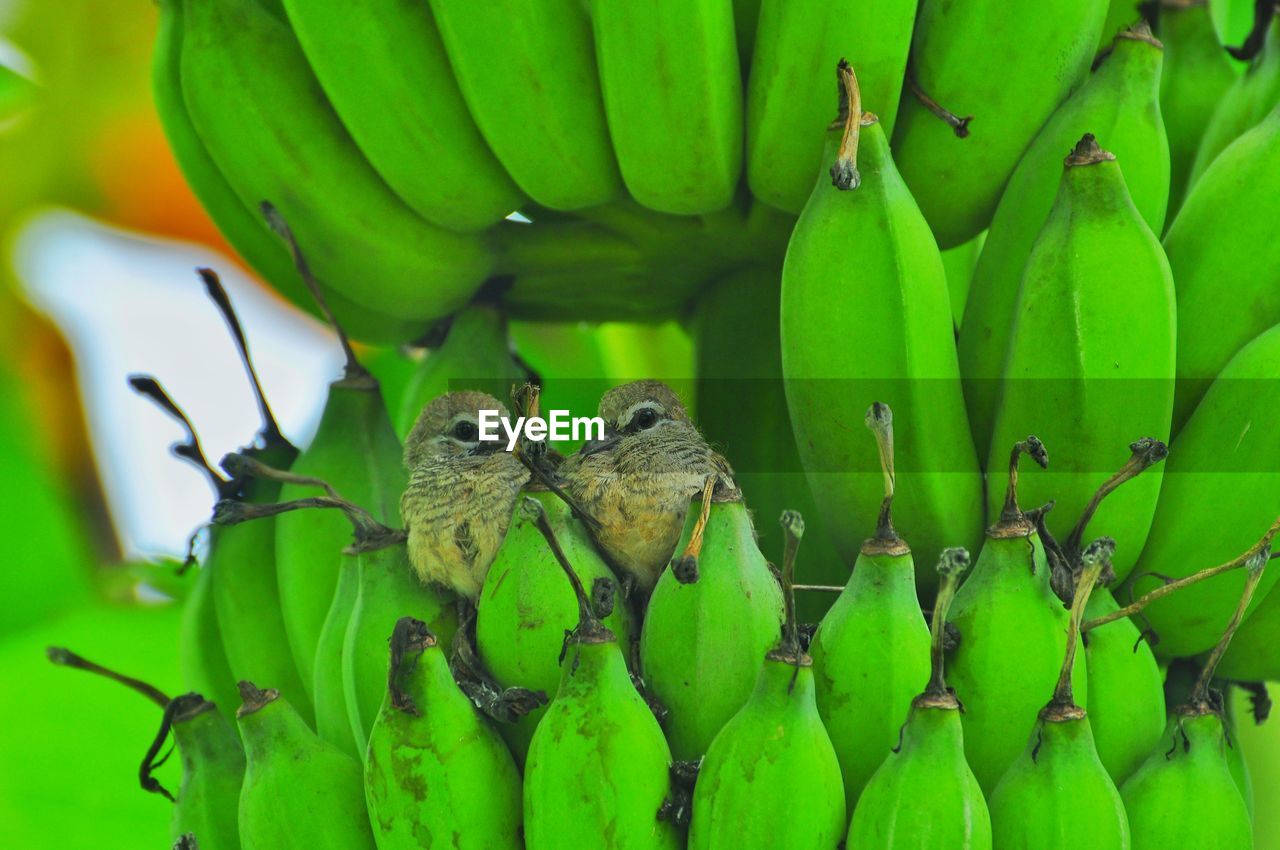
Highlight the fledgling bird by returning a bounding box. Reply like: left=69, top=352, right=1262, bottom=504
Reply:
left=400, top=391, right=529, bottom=600
left=563, top=380, right=735, bottom=595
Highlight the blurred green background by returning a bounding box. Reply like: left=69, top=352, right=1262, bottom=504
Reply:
left=0, top=1, right=1275, bottom=847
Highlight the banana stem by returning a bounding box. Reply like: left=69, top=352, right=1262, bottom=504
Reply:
left=261, top=202, right=366, bottom=382
left=672, top=475, right=718, bottom=579
left=778, top=511, right=805, bottom=656
left=520, top=496, right=608, bottom=638
left=213, top=493, right=404, bottom=552
left=924, top=548, right=969, bottom=699
left=1064, top=437, right=1167, bottom=557
left=1226, top=0, right=1276, bottom=60
left=46, top=647, right=171, bottom=708
left=907, top=76, right=972, bottom=138
left=831, top=60, right=873, bottom=190
left=1191, top=550, right=1271, bottom=704
left=128, top=374, right=232, bottom=499
left=221, top=452, right=344, bottom=499
left=1084, top=516, right=1280, bottom=631
left=197, top=268, right=288, bottom=449
left=999, top=437, right=1048, bottom=524
left=386, top=616, right=434, bottom=715
left=1050, top=541, right=1111, bottom=709
left=794, top=584, right=844, bottom=593
left=864, top=402, right=898, bottom=543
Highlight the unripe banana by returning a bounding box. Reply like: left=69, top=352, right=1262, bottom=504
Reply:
left=781, top=65, right=983, bottom=589
left=177, top=556, right=240, bottom=726
left=1160, top=662, right=1255, bottom=815
left=476, top=489, right=635, bottom=762
left=745, top=0, right=917, bottom=213
left=1083, top=589, right=1166, bottom=783
left=313, top=552, right=361, bottom=756
left=177, top=0, right=491, bottom=322
left=170, top=696, right=246, bottom=850
left=847, top=549, right=991, bottom=850
left=394, top=305, right=529, bottom=440
left=235, top=682, right=376, bottom=850
left=1121, top=553, right=1265, bottom=850
left=945, top=438, right=1088, bottom=794
left=1166, top=103, right=1280, bottom=429
left=269, top=218, right=407, bottom=698
left=810, top=404, right=931, bottom=811
left=890, top=0, right=1110, bottom=247
left=151, top=0, right=418, bottom=346
left=986, top=135, right=1175, bottom=583
left=988, top=544, right=1130, bottom=850
left=278, top=0, right=523, bottom=231
left=364, top=618, right=522, bottom=849
left=693, top=264, right=845, bottom=620
left=343, top=543, right=459, bottom=752
left=639, top=493, right=785, bottom=761
left=959, top=26, right=1169, bottom=450
left=941, top=232, right=986, bottom=331
left=46, top=650, right=245, bottom=850
left=688, top=513, right=846, bottom=850
left=1189, top=11, right=1280, bottom=183
left=1126, top=323, right=1280, bottom=658
left=1159, top=0, right=1238, bottom=216
left=523, top=502, right=679, bottom=850
left=589, top=0, right=742, bottom=214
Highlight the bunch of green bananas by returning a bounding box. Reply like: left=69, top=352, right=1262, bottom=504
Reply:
left=54, top=0, right=1280, bottom=845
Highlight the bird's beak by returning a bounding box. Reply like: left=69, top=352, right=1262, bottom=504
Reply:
left=578, top=426, right=621, bottom=457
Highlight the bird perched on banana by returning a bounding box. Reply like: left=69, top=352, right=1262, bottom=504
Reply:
left=562, top=380, right=736, bottom=597
left=400, top=391, right=529, bottom=600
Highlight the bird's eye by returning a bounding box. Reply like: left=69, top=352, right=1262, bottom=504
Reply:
left=633, top=408, right=659, bottom=430
left=453, top=420, right=478, bottom=441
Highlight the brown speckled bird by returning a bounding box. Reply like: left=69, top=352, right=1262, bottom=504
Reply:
left=562, top=380, right=734, bottom=595
left=400, top=391, right=529, bottom=600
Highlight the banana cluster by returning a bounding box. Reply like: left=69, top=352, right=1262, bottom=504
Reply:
left=77, top=0, right=1280, bottom=847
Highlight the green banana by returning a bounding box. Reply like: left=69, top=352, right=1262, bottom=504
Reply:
left=693, top=264, right=845, bottom=621
left=163, top=270, right=311, bottom=723
left=733, top=0, right=760, bottom=73
left=687, top=512, right=846, bottom=850
left=744, top=0, right=917, bottom=213
left=810, top=403, right=931, bottom=812
left=958, top=25, right=1169, bottom=451
left=1161, top=662, right=1255, bottom=816
left=945, top=438, right=1088, bottom=794
left=1189, top=11, right=1280, bottom=183
left=177, top=0, right=491, bottom=322
left=151, top=0, right=418, bottom=346
left=987, top=543, right=1130, bottom=850
left=476, top=490, right=635, bottom=762
left=47, top=649, right=245, bottom=850
left=941, top=231, right=985, bottom=331
left=278, top=0, right=522, bottom=231
left=638, top=493, right=785, bottom=761
left=345, top=542, right=458, bottom=751
left=522, top=502, right=679, bottom=850
left=394, top=304, right=529, bottom=440
left=364, top=617, right=522, bottom=849
left=177, top=554, right=241, bottom=725
left=1166, top=102, right=1280, bottom=429
left=1218, top=577, right=1280, bottom=680
left=985, top=135, right=1175, bottom=583
left=428, top=0, right=621, bottom=210
left=269, top=215, right=407, bottom=698
left=847, top=548, right=991, bottom=850
left=1120, top=553, right=1266, bottom=850
left=1126, top=322, right=1280, bottom=658
left=235, top=682, right=376, bottom=850
left=313, top=551, right=361, bottom=756
left=1083, top=589, right=1167, bottom=783
left=589, top=0, right=742, bottom=214
left=1159, top=0, right=1238, bottom=217
left=890, top=0, right=1110, bottom=247
left=780, top=64, right=983, bottom=589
